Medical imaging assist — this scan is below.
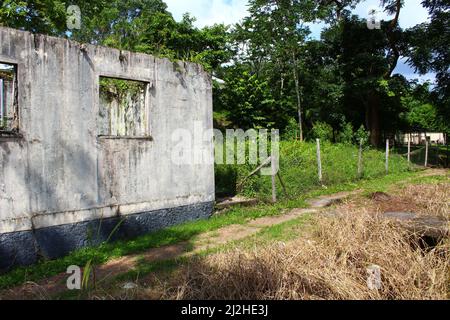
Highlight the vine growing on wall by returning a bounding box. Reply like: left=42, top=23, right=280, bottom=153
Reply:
left=99, top=78, right=146, bottom=103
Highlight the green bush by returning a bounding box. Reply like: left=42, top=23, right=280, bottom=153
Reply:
left=337, top=121, right=354, bottom=144
left=215, top=164, right=238, bottom=198
left=354, top=125, right=370, bottom=146
left=310, top=122, right=334, bottom=142
left=282, top=118, right=300, bottom=140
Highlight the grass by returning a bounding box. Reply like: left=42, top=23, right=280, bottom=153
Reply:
left=218, top=214, right=315, bottom=253
left=83, top=177, right=448, bottom=300
left=56, top=215, right=317, bottom=300
left=0, top=141, right=428, bottom=291
left=0, top=204, right=276, bottom=290
left=407, top=173, right=448, bottom=185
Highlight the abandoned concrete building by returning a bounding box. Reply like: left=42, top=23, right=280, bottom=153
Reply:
left=0, top=27, right=215, bottom=270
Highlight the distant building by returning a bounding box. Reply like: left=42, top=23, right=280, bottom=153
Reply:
left=397, top=132, right=447, bottom=145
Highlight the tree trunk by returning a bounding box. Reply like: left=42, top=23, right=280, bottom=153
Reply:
left=292, top=53, right=303, bottom=142
left=368, top=91, right=381, bottom=147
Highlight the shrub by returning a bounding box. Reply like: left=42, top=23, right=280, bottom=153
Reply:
left=355, top=125, right=371, bottom=146
left=337, top=121, right=354, bottom=144
left=283, top=118, right=300, bottom=141
left=310, top=122, right=334, bottom=142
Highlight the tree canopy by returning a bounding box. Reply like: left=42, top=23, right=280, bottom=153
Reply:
left=1, top=0, right=448, bottom=143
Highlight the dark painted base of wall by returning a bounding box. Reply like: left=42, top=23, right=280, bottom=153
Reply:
left=0, top=201, right=214, bottom=272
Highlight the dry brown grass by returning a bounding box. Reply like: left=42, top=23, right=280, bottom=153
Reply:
left=159, top=205, right=449, bottom=300
left=368, top=183, right=449, bottom=219
left=398, top=183, right=449, bottom=218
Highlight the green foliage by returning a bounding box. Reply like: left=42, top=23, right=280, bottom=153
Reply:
left=215, top=68, right=277, bottom=129
left=0, top=196, right=290, bottom=289
left=0, top=0, right=447, bottom=291
left=310, top=122, right=334, bottom=142
left=0, top=0, right=67, bottom=35
left=400, top=82, right=444, bottom=133
left=0, top=152, right=422, bottom=290
left=354, top=125, right=370, bottom=146
left=215, top=165, right=237, bottom=198
left=81, top=259, right=93, bottom=290
left=301, top=37, right=345, bottom=131
left=337, top=121, right=354, bottom=144
left=0, top=0, right=232, bottom=70
left=99, top=78, right=146, bottom=102
left=71, top=2, right=232, bottom=70
left=405, top=103, right=438, bottom=132
left=283, top=118, right=301, bottom=140
left=223, top=0, right=311, bottom=132
left=405, top=0, right=449, bottom=130
left=1, top=0, right=443, bottom=139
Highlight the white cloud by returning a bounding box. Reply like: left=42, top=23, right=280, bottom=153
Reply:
left=165, top=0, right=249, bottom=28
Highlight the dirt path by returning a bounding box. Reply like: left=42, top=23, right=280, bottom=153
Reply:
left=1, top=168, right=447, bottom=300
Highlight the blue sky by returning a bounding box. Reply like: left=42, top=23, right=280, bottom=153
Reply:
left=164, top=0, right=434, bottom=82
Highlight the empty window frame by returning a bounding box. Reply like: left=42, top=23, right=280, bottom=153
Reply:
left=0, top=63, right=18, bottom=133
left=98, top=77, right=149, bottom=138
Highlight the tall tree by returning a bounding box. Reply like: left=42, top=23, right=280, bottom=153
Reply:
left=405, top=0, right=449, bottom=134
left=0, top=0, right=67, bottom=35
left=231, top=0, right=310, bottom=137
left=0, top=0, right=232, bottom=70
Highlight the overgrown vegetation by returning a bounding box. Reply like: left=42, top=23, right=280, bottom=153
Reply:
left=217, top=140, right=412, bottom=200
left=99, top=78, right=147, bottom=102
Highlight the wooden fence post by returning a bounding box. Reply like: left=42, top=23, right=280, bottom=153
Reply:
left=316, top=139, right=323, bottom=183
left=424, top=139, right=429, bottom=167
left=277, top=172, right=288, bottom=197
left=407, top=134, right=411, bottom=165
left=447, top=136, right=449, bottom=168
left=271, top=155, right=277, bottom=203
left=385, top=139, right=389, bottom=175
left=236, top=157, right=271, bottom=192
left=358, top=139, right=363, bottom=178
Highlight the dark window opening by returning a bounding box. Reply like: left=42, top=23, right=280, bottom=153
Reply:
left=0, top=63, right=18, bottom=133
left=98, top=77, right=149, bottom=138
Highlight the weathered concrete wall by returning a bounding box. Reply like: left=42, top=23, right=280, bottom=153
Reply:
left=0, top=27, right=214, bottom=270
